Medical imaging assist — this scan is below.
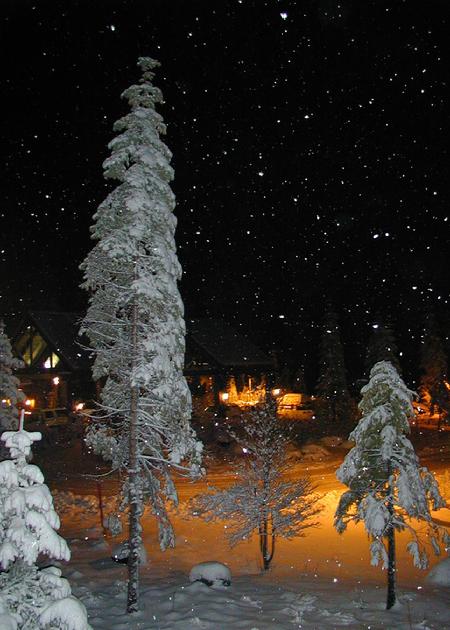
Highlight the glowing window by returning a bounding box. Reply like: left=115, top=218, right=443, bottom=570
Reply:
left=43, top=353, right=60, bottom=369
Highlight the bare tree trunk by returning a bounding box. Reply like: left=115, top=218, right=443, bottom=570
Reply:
left=268, top=521, right=276, bottom=568
left=386, top=467, right=396, bottom=610
left=260, top=516, right=270, bottom=570
left=127, top=294, right=141, bottom=614
left=260, top=511, right=276, bottom=571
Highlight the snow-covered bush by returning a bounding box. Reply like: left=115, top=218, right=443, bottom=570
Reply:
left=191, top=402, right=320, bottom=570
left=334, top=361, right=448, bottom=609
left=0, top=426, right=91, bottom=629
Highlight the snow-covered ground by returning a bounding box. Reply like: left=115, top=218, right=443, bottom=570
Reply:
left=66, top=558, right=450, bottom=629
left=38, top=437, right=450, bottom=628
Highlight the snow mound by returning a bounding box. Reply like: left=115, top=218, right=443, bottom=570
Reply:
left=425, top=557, right=450, bottom=586
left=39, top=595, right=92, bottom=629
left=189, top=561, right=231, bottom=586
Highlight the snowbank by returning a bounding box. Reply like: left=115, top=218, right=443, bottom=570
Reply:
left=189, top=561, right=231, bottom=586
left=426, top=557, right=450, bottom=586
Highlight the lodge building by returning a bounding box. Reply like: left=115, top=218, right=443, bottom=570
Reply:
left=11, top=311, right=274, bottom=412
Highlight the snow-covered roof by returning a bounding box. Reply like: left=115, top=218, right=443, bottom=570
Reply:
left=12, top=312, right=272, bottom=374
left=187, top=318, right=273, bottom=370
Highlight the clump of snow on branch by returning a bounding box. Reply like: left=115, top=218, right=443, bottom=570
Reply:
left=0, top=427, right=91, bottom=629
left=191, top=402, right=320, bottom=569
left=334, top=360, right=448, bottom=570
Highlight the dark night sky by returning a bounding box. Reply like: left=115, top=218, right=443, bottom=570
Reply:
left=1, top=0, right=449, bottom=387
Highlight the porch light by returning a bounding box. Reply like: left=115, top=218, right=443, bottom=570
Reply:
left=272, top=388, right=281, bottom=397
left=220, top=392, right=229, bottom=402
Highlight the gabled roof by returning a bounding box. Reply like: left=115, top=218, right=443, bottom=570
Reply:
left=18, top=311, right=91, bottom=371
left=13, top=311, right=272, bottom=374
left=187, top=318, right=273, bottom=369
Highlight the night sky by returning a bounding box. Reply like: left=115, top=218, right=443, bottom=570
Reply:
left=2, top=0, right=449, bottom=387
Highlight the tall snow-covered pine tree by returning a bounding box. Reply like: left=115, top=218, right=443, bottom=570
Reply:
left=334, top=361, right=446, bottom=610
left=80, top=57, right=202, bottom=612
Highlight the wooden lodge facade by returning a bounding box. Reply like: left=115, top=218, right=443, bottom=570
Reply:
left=11, top=311, right=94, bottom=411
left=11, top=311, right=274, bottom=412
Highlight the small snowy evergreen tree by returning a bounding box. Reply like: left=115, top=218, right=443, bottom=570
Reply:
left=0, top=320, right=24, bottom=434
left=334, top=361, right=447, bottom=610
left=0, top=420, right=91, bottom=629
left=191, top=402, right=320, bottom=570
left=315, top=312, right=355, bottom=432
left=80, top=57, right=202, bottom=612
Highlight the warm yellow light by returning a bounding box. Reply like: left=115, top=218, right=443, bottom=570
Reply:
left=220, top=392, right=229, bottom=402
left=52, top=377, right=60, bottom=386
left=74, top=402, right=85, bottom=411
left=25, top=399, right=35, bottom=408
left=272, top=388, right=281, bottom=397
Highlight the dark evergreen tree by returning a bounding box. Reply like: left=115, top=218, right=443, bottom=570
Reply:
left=278, top=364, right=292, bottom=391
left=419, top=316, right=449, bottom=415
left=365, top=322, right=401, bottom=375
left=292, top=366, right=307, bottom=393
left=315, top=312, right=355, bottom=432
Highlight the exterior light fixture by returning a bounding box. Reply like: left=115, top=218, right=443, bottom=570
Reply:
left=52, top=377, right=60, bottom=386
left=272, top=388, right=281, bottom=397
left=220, top=392, right=229, bottom=402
